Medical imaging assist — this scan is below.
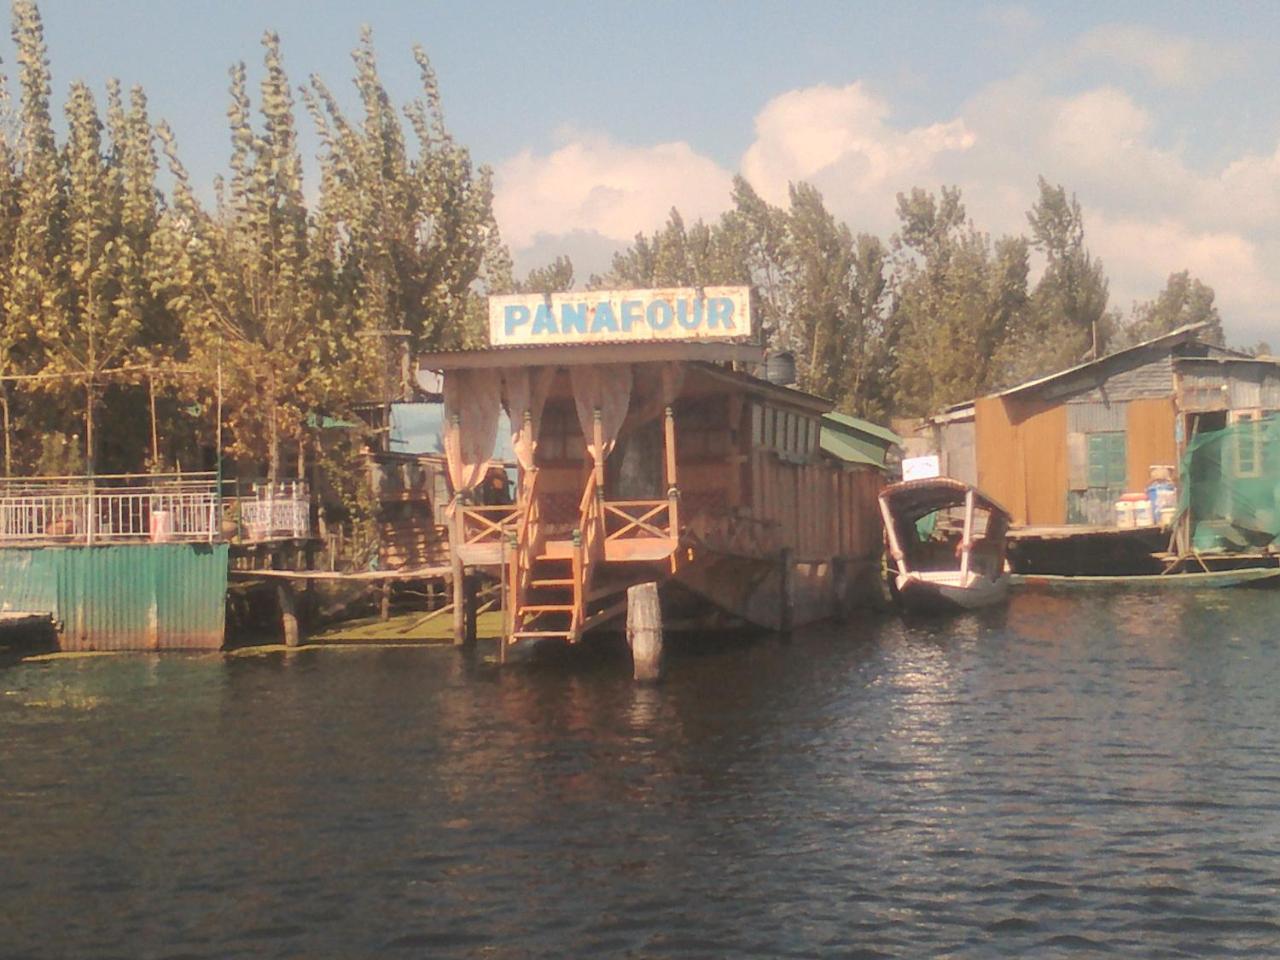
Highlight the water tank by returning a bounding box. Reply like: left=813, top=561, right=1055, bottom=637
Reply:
left=763, top=351, right=796, bottom=386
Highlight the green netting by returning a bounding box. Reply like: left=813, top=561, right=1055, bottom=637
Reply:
left=1180, top=415, right=1280, bottom=552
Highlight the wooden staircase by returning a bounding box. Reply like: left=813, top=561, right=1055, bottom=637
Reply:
left=510, top=552, right=576, bottom=643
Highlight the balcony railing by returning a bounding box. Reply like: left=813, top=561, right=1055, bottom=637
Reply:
left=0, top=474, right=315, bottom=546
left=0, top=473, right=220, bottom=545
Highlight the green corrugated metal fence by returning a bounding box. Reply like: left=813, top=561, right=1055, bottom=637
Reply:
left=0, top=543, right=228, bottom=651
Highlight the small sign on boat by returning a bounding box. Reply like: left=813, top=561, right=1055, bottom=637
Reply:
left=489, top=287, right=751, bottom=347
left=902, top=455, right=940, bottom=481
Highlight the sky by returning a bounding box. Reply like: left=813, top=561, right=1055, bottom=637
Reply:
left=19, top=1, right=1280, bottom=348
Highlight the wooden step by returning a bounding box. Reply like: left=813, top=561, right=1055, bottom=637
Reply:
left=531, top=578, right=575, bottom=588
left=512, top=630, right=572, bottom=639
left=520, top=604, right=573, bottom=613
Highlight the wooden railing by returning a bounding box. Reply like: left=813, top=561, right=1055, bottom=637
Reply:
left=507, top=468, right=545, bottom=639
left=604, top=499, right=674, bottom=542
left=571, top=471, right=607, bottom=641
left=457, top=503, right=518, bottom=548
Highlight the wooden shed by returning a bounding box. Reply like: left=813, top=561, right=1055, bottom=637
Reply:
left=936, top=324, right=1241, bottom=527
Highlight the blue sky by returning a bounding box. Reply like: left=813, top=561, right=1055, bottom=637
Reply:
left=23, top=1, right=1280, bottom=346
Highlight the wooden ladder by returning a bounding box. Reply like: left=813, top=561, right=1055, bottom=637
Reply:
left=510, top=552, right=576, bottom=643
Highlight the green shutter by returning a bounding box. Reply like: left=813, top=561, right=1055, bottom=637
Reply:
left=1086, top=432, right=1127, bottom=491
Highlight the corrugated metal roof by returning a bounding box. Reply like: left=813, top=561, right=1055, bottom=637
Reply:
left=822, top=411, right=902, bottom=446
left=990, top=323, right=1211, bottom=401
left=819, top=429, right=881, bottom=468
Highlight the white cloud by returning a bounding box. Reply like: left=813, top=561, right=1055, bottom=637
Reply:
left=493, top=132, right=732, bottom=249
left=1087, top=212, right=1276, bottom=315
left=1071, top=24, right=1240, bottom=89
left=982, top=3, right=1041, bottom=41
left=740, top=82, right=974, bottom=219
left=492, top=39, right=1279, bottom=346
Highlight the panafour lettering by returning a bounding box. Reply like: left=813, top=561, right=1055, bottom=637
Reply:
left=503, top=295, right=736, bottom=338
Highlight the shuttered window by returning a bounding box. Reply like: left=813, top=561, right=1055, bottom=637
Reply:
left=1086, top=432, right=1127, bottom=489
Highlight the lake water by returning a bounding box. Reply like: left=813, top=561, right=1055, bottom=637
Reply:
left=3, top=590, right=1280, bottom=958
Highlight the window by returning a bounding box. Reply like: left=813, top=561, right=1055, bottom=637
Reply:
left=1230, top=409, right=1263, bottom=479
left=1086, top=432, right=1127, bottom=490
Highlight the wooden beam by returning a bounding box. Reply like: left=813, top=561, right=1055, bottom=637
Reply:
left=419, top=341, right=764, bottom=370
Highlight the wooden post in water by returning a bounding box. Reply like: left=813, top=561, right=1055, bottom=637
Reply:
left=452, top=509, right=466, bottom=646
left=463, top=574, right=478, bottom=649
left=778, top=547, right=794, bottom=636
left=278, top=581, right=300, bottom=648
left=380, top=580, right=392, bottom=621
left=627, top=581, right=663, bottom=682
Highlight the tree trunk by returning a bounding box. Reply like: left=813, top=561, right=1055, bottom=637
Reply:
left=1, top=383, right=10, bottom=477
left=267, top=376, right=279, bottom=487
left=149, top=374, right=160, bottom=471
left=85, top=378, right=95, bottom=475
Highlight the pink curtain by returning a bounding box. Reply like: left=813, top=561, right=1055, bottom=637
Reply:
left=571, top=364, right=633, bottom=467
left=501, top=366, right=557, bottom=473
left=442, top=368, right=502, bottom=502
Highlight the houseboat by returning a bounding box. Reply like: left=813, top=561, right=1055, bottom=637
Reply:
left=420, top=287, right=889, bottom=657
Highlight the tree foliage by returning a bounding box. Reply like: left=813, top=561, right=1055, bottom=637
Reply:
left=0, top=0, right=1255, bottom=504
left=1117, top=269, right=1224, bottom=348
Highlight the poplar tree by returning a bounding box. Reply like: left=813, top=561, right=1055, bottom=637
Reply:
left=0, top=59, right=21, bottom=473
left=890, top=187, right=1030, bottom=415
left=156, top=33, right=319, bottom=483
left=305, top=28, right=506, bottom=406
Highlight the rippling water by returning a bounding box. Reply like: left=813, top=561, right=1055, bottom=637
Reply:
left=3, top=590, right=1280, bottom=958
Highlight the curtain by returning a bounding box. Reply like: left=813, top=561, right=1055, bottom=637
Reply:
left=621, top=361, right=685, bottom=436
left=442, top=368, right=502, bottom=503
left=571, top=364, right=633, bottom=468
left=501, top=366, right=557, bottom=473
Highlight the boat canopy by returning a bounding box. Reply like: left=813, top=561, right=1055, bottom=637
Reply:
left=879, top=477, right=1011, bottom=525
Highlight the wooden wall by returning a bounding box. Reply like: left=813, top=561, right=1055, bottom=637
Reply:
left=1126, top=396, right=1178, bottom=490
left=750, top=453, right=882, bottom=562
left=975, top=396, right=1068, bottom=525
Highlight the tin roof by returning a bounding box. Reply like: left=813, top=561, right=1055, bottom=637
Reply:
left=820, top=412, right=901, bottom=469
left=986, top=323, right=1227, bottom=402
left=418, top=340, right=763, bottom=370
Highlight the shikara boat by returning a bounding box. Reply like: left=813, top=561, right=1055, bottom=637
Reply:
left=879, top=477, right=1012, bottom=612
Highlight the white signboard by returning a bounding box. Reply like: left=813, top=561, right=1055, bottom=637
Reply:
left=902, top=455, right=940, bottom=481
left=489, top=286, right=751, bottom=347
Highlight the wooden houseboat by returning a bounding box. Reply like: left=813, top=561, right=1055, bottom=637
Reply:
left=419, top=287, right=887, bottom=655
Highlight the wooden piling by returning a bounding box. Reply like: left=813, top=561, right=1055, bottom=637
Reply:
left=463, top=575, right=478, bottom=649
left=626, top=582, right=663, bottom=682
left=451, top=552, right=465, bottom=647
left=778, top=547, right=794, bottom=636
left=278, top=581, right=300, bottom=648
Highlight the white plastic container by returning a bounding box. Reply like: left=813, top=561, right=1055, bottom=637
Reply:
left=1115, top=500, right=1135, bottom=529
left=149, top=510, right=172, bottom=542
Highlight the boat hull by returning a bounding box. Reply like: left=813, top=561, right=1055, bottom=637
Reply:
left=896, top=573, right=1010, bottom=613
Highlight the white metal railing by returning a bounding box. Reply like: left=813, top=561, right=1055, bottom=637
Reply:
left=0, top=473, right=220, bottom=545
left=0, top=474, right=314, bottom=546
left=237, top=495, right=311, bottom=542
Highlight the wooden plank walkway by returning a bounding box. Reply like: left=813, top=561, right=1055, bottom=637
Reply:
left=0, top=611, right=54, bottom=630
left=228, top=565, right=451, bottom=582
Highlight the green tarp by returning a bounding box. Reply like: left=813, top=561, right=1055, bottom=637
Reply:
left=1180, top=415, right=1280, bottom=552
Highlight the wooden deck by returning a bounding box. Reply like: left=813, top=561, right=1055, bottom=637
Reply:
left=0, top=611, right=55, bottom=636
